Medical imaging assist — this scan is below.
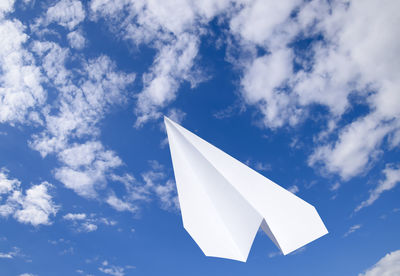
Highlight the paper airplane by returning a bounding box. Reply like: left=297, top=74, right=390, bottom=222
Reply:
left=164, top=116, right=328, bottom=262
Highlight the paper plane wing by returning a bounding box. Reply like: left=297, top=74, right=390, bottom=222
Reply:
left=164, top=116, right=328, bottom=262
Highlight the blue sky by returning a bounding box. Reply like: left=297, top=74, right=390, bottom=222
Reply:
left=0, top=0, right=399, bottom=275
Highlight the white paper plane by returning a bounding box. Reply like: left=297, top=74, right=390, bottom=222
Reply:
left=164, top=116, right=328, bottom=262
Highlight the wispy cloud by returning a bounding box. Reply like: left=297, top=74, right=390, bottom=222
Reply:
left=98, top=260, right=134, bottom=276
left=107, top=160, right=179, bottom=213
left=344, top=224, right=362, bottom=237
left=330, top=182, right=341, bottom=192
left=63, top=212, right=117, bottom=233
left=287, top=185, right=299, bottom=194
left=0, top=247, right=23, bottom=259
left=355, top=164, right=400, bottom=212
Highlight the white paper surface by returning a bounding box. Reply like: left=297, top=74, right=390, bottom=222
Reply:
left=164, top=116, right=328, bottom=262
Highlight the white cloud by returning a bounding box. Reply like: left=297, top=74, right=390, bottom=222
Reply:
left=166, top=108, right=186, bottom=125
left=309, top=114, right=393, bottom=180
left=98, top=260, right=134, bottom=276
left=359, top=250, right=400, bottom=276
left=63, top=212, right=117, bottom=232
left=67, top=29, right=86, bottom=49
left=268, top=250, right=282, bottom=258
left=0, top=252, right=13, bottom=258
left=160, top=108, right=186, bottom=147
left=106, top=194, right=137, bottom=213
left=0, top=0, right=15, bottom=18
left=287, top=185, right=299, bottom=194
left=138, top=163, right=179, bottom=211
left=330, top=182, right=341, bottom=192
left=31, top=41, right=70, bottom=87
left=58, top=142, right=102, bottom=168
left=230, top=0, right=301, bottom=47
left=240, top=49, right=300, bottom=128
left=355, top=164, right=400, bottom=212
left=26, top=42, right=134, bottom=200
left=13, top=182, right=59, bottom=226
left=99, top=263, right=125, bottom=276
left=0, top=18, right=45, bottom=125
left=90, top=0, right=397, bottom=188
left=0, top=247, right=22, bottom=260
left=0, top=169, right=58, bottom=226
left=154, top=179, right=179, bottom=211
left=135, top=33, right=199, bottom=126
left=226, top=0, right=400, bottom=183
left=90, top=0, right=232, bottom=126
left=344, top=224, right=362, bottom=237
left=82, top=222, right=98, bottom=232
left=30, top=44, right=135, bottom=157
left=45, top=0, right=85, bottom=30
left=299, top=0, right=400, bottom=179
left=63, top=213, right=87, bottom=220
left=55, top=141, right=122, bottom=198
left=253, top=161, right=271, bottom=172
left=55, top=168, right=98, bottom=198
left=107, top=161, right=179, bottom=212
left=0, top=168, right=19, bottom=194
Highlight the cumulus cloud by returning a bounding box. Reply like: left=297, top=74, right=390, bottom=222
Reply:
left=0, top=168, right=19, bottom=194
left=25, top=41, right=134, bottom=201
left=2, top=0, right=399, bottom=227
left=45, top=0, right=85, bottom=30
left=67, top=29, right=86, bottom=49
left=309, top=115, right=393, bottom=180
left=135, top=33, right=199, bottom=126
left=300, top=0, right=400, bottom=179
left=88, top=0, right=399, bottom=188
left=0, top=0, right=15, bottom=17
left=13, top=183, right=58, bottom=226
left=229, top=0, right=301, bottom=47
left=359, top=250, right=400, bottom=276
left=227, top=0, right=400, bottom=183
left=29, top=49, right=135, bottom=156
left=90, top=0, right=231, bottom=126
left=0, top=169, right=58, bottom=226
left=355, top=164, right=400, bottom=212
left=55, top=141, right=122, bottom=198
left=240, top=49, right=299, bottom=128
left=0, top=17, right=45, bottom=125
